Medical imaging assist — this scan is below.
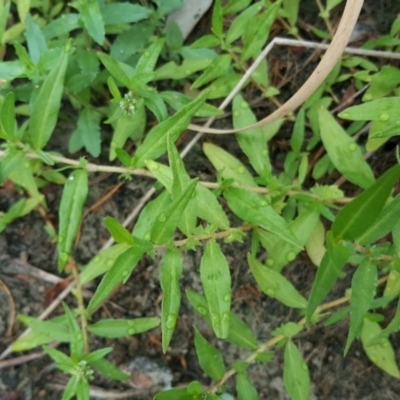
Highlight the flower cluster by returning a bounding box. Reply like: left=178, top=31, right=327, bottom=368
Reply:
left=119, top=91, right=137, bottom=116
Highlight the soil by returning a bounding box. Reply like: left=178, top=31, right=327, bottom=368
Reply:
left=2, top=1, right=400, bottom=400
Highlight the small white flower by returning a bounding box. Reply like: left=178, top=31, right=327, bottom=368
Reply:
left=119, top=91, right=137, bottom=116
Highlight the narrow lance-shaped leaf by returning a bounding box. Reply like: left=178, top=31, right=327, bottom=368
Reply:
left=224, top=187, right=301, bottom=248
left=87, top=241, right=152, bottom=313
left=319, top=107, right=375, bottom=189
left=345, top=258, right=377, bottom=355
left=150, top=180, right=197, bottom=244
left=0, top=92, right=16, bottom=140
left=87, top=317, right=160, bottom=338
left=306, top=231, right=350, bottom=323
left=203, top=142, right=257, bottom=187
left=194, top=327, right=226, bottom=380
left=160, top=249, right=183, bottom=353
left=186, top=289, right=258, bottom=350
left=78, top=0, right=105, bottom=45
left=134, top=38, right=165, bottom=77
left=248, top=253, right=307, bottom=308
left=104, top=216, right=134, bottom=245
left=283, top=341, right=310, bottom=400
left=62, top=303, right=84, bottom=360
left=357, top=194, right=400, bottom=245
left=134, top=92, right=208, bottom=167
left=233, top=94, right=271, bottom=178
left=200, top=240, right=232, bottom=339
left=167, top=134, right=197, bottom=235
left=236, top=371, right=259, bottom=400
left=361, top=317, right=400, bottom=379
left=332, top=164, right=400, bottom=241
left=0, top=151, right=24, bottom=185
left=58, top=169, right=88, bottom=272
left=211, top=0, right=223, bottom=37
left=29, top=41, right=70, bottom=150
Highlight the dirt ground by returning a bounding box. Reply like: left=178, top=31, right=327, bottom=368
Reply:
left=2, top=1, right=400, bottom=399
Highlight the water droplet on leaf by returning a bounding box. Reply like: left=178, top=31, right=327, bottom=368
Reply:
left=286, top=251, right=296, bottom=262
left=348, top=143, right=357, bottom=152
left=166, top=314, right=177, bottom=329
left=223, top=293, right=231, bottom=303
left=128, top=328, right=136, bottom=335
left=240, top=102, right=248, bottom=109
left=158, top=213, right=167, bottom=222
left=237, top=166, right=245, bottom=174
left=197, top=306, right=207, bottom=316
left=266, top=289, right=275, bottom=296
left=379, top=113, right=389, bottom=122
left=211, top=313, right=220, bottom=327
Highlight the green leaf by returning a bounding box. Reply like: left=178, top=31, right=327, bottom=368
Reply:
left=58, top=169, right=88, bottom=272
left=248, top=253, right=307, bottom=308
left=291, top=107, right=305, bottom=153
left=160, top=249, right=183, bottom=353
left=42, top=14, right=80, bottom=39
left=97, top=52, right=133, bottom=87
left=132, top=190, right=171, bottom=239
left=43, top=345, right=75, bottom=371
left=90, top=358, right=129, bottom=381
left=0, top=197, right=43, bottom=234
left=135, top=38, right=165, bottom=76
left=186, top=290, right=258, bottom=350
left=62, top=303, right=84, bottom=360
left=361, top=317, right=400, bottom=378
left=62, top=375, right=79, bottom=400
left=192, top=54, right=231, bottom=89
left=194, top=326, right=225, bottom=380
left=339, top=96, right=400, bottom=122
left=242, top=1, right=280, bottom=61
left=211, top=0, right=223, bottom=37
left=12, top=315, right=70, bottom=351
left=25, top=14, right=47, bottom=64
left=283, top=341, right=310, bottom=400
left=233, top=94, right=271, bottom=178
left=140, top=89, right=168, bottom=122
left=258, top=207, right=320, bottom=272
left=78, top=0, right=105, bottom=45
left=29, top=43, right=70, bottom=150
left=190, top=34, right=220, bottom=49
left=200, top=240, right=232, bottom=339
left=155, top=58, right=213, bottom=81
left=160, top=91, right=223, bottom=117
left=224, top=188, right=301, bottom=248
left=226, top=2, right=261, bottom=45
left=319, top=107, right=375, bottom=189
left=363, top=66, right=400, bottom=101
left=224, top=0, right=252, bottom=14
left=147, top=161, right=229, bottom=229
left=104, top=216, right=134, bottom=245
left=69, top=108, right=101, bottom=157
left=87, top=317, right=160, bottom=338
left=358, top=194, right=400, bottom=245
left=0, top=151, right=24, bottom=185
left=100, top=3, right=151, bottom=25
left=83, top=348, right=113, bottom=364
left=150, top=180, right=197, bottom=244
left=0, top=92, right=16, bottom=140
left=203, top=142, right=257, bottom=186
left=80, top=243, right=131, bottom=284
left=306, top=231, right=350, bottom=323
left=236, top=371, right=259, bottom=400
left=134, top=92, right=207, bottom=167
left=332, top=164, right=400, bottom=240
left=153, top=388, right=191, bottom=400
left=345, top=258, right=377, bottom=354
left=87, top=242, right=152, bottom=313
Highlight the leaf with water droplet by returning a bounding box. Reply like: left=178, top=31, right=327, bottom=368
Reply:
left=225, top=188, right=302, bottom=249
left=345, top=257, right=377, bottom=355
left=361, top=317, right=400, bottom=378
left=233, top=94, right=273, bottom=180
left=200, top=240, right=232, bottom=338
left=135, top=38, right=165, bottom=77
left=62, top=303, right=84, bottom=359
left=160, top=249, right=183, bottom=353
left=248, top=253, right=307, bottom=309
left=194, top=326, right=226, bottom=380
left=58, top=169, right=88, bottom=272
left=88, top=317, right=159, bottom=338
left=203, top=142, right=257, bottom=186
left=186, top=290, right=258, bottom=350
left=319, top=107, right=375, bottom=189
left=150, top=179, right=197, bottom=244
left=87, top=242, right=152, bottom=313
left=284, top=341, right=310, bottom=400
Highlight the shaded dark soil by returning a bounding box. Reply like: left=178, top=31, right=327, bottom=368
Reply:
left=2, top=1, right=400, bottom=399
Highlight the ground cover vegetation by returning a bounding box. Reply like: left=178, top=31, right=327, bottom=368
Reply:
left=1, top=0, right=400, bottom=399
